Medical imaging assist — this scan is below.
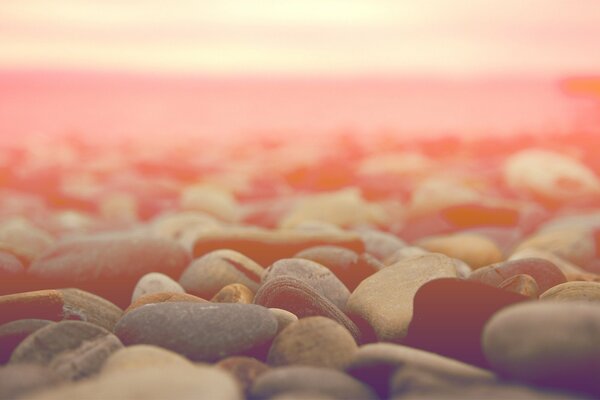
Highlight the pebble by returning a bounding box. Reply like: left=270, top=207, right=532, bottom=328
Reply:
left=498, top=274, right=539, bottom=298
left=262, top=258, right=350, bottom=310
left=354, top=228, right=407, bottom=261
left=250, top=366, right=377, bottom=400
left=0, top=319, right=53, bottom=364
left=216, top=356, right=270, bottom=396
left=253, top=276, right=362, bottom=342
left=212, top=283, right=255, bottom=303
left=0, top=251, right=24, bottom=288
left=416, top=233, right=503, bottom=269
left=469, top=258, right=566, bottom=293
left=10, top=320, right=123, bottom=381
left=131, top=272, right=184, bottom=303
left=346, top=343, right=496, bottom=399
left=540, top=281, right=600, bottom=302
left=191, top=226, right=365, bottom=267
left=25, top=364, right=243, bottom=400
left=0, top=217, right=55, bottom=265
left=114, top=302, right=278, bottom=362
left=267, top=316, right=357, bottom=369
left=0, top=364, right=63, bottom=400
left=482, top=301, right=600, bottom=395
left=180, top=183, right=240, bottom=222
left=125, top=291, right=208, bottom=313
left=28, top=233, right=191, bottom=307
left=101, top=344, right=193, bottom=374
left=179, top=249, right=263, bottom=298
left=294, top=245, right=381, bottom=291
left=346, top=253, right=458, bottom=341
left=509, top=248, right=599, bottom=282
left=269, top=308, right=298, bottom=334
left=150, top=211, right=221, bottom=240
left=59, top=288, right=123, bottom=331
left=403, top=278, right=528, bottom=367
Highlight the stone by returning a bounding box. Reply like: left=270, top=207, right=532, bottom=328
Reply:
left=404, top=278, right=529, bottom=367
left=498, top=274, right=539, bottom=298
left=540, top=281, right=600, bottom=302
left=0, top=364, right=63, bottom=400
left=180, top=183, right=240, bottom=222
left=416, top=233, right=503, bottom=269
left=28, top=232, right=191, bottom=307
left=503, top=149, right=600, bottom=203
left=59, top=288, right=123, bottom=331
left=0, top=217, right=55, bottom=264
left=250, top=366, right=377, bottom=400
left=25, top=364, right=243, bottom=400
left=10, top=320, right=123, bottom=381
left=384, top=246, right=429, bottom=265
left=269, top=308, right=298, bottom=335
left=254, top=276, right=362, bottom=342
left=482, top=301, right=600, bottom=395
left=131, top=272, right=184, bottom=303
left=267, top=316, right=357, bottom=369
left=294, top=246, right=381, bottom=291
left=101, top=344, right=193, bottom=374
left=191, top=226, right=365, bottom=267
left=346, top=253, right=458, bottom=341
left=150, top=211, right=221, bottom=240
left=125, top=292, right=208, bottom=313
left=211, top=283, right=254, bottom=304
left=262, top=258, right=350, bottom=310
left=0, top=319, right=53, bottom=364
left=509, top=248, right=599, bottom=282
left=355, top=228, right=407, bottom=261
left=216, top=356, right=270, bottom=396
left=114, top=302, right=278, bottom=362
left=179, top=249, right=263, bottom=298
left=469, top=258, right=567, bottom=293
left=346, top=343, right=496, bottom=399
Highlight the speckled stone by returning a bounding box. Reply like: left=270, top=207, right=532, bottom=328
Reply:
left=114, top=302, right=278, bottom=362
left=179, top=249, right=263, bottom=298
left=10, top=320, right=123, bottom=381
left=0, top=319, right=53, bottom=364
left=253, top=276, right=362, bottom=342
left=267, top=316, right=358, bottom=369
left=131, top=272, right=185, bottom=303
left=262, top=258, right=350, bottom=310
left=251, top=366, right=377, bottom=400
left=346, top=253, right=458, bottom=342
left=294, top=246, right=381, bottom=291
left=483, top=301, right=600, bottom=395
left=28, top=233, right=191, bottom=307
left=540, top=281, right=600, bottom=302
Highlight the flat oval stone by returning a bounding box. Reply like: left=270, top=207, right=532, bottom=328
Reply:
left=269, top=308, right=298, bottom=335
left=416, top=233, right=503, bottom=269
left=192, top=227, right=365, bottom=267
left=28, top=233, right=191, bottom=307
left=26, top=364, right=243, bottom=400
left=131, top=272, right=184, bottom=303
left=125, top=292, right=208, bottom=313
left=262, top=258, right=350, bottom=310
left=0, top=319, right=53, bottom=364
left=179, top=249, right=263, bottom=298
left=0, top=364, right=63, bottom=400
left=211, top=283, right=254, bottom=304
left=10, top=320, right=123, bottom=381
left=268, top=316, right=358, bottom=369
left=114, top=302, right=278, bottom=362
left=253, top=276, right=362, bottom=342
left=498, top=274, right=539, bottom=298
left=251, top=366, right=377, bottom=400
left=482, top=301, right=600, bottom=395
left=346, top=343, right=496, bottom=399
left=540, top=281, right=600, bottom=302
left=346, top=253, right=458, bottom=341
left=294, top=246, right=381, bottom=291
left=469, top=258, right=567, bottom=293
left=101, top=344, right=193, bottom=374
left=404, top=278, right=528, bottom=367
left=216, top=356, right=270, bottom=397
left=59, top=288, right=123, bottom=331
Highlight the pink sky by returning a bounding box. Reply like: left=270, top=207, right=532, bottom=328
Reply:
left=1, top=0, right=600, bottom=76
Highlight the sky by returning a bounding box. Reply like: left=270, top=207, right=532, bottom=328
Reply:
left=1, top=0, right=600, bottom=76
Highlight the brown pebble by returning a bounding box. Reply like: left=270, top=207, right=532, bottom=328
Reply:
left=211, top=283, right=254, bottom=304
left=125, top=292, right=208, bottom=313
left=0, top=319, right=54, bottom=364
left=498, top=274, right=539, bottom=298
